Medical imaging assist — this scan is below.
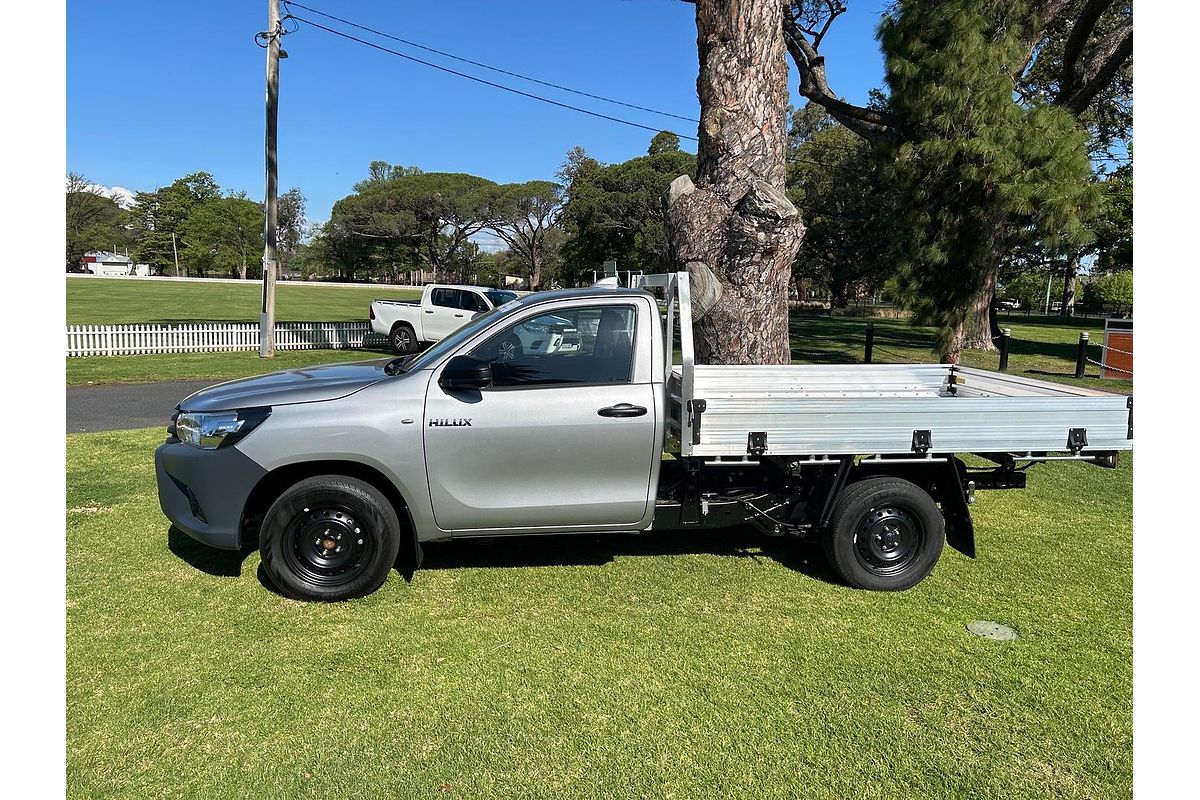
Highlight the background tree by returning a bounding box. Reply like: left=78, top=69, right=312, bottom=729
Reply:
left=784, top=0, right=1133, bottom=360
left=65, top=173, right=130, bottom=268
left=1081, top=269, right=1132, bottom=314
left=129, top=172, right=222, bottom=276
left=786, top=107, right=894, bottom=308
left=648, top=131, right=682, bottom=155
left=560, top=143, right=695, bottom=282
left=183, top=194, right=265, bottom=279
left=484, top=181, right=565, bottom=289
left=277, top=187, right=307, bottom=278
left=664, top=0, right=806, bottom=364
left=327, top=168, right=495, bottom=282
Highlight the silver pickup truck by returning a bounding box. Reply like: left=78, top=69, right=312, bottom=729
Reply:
left=156, top=273, right=1133, bottom=601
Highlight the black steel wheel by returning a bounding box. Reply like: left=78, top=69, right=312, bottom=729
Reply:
left=390, top=323, right=417, bottom=355
left=260, top=475, right=403, bottom=601
left=821, top=476, right=945, bottom=591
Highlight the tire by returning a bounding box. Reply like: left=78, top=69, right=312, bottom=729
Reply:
left=389, top=323, right=417, bottom=355
left=821, top=476, right=945, bottom=591
left=496, top=334, right=523, bottom=362
left=259, top=475, right=403, bottom=601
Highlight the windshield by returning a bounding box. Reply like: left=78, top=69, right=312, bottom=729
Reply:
left=400, top=301, right=525, bottom=372
left=486, top=290, right=518, bottom=306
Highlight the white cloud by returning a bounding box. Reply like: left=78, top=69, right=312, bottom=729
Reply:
left=470, top=230, right=507, bottom=254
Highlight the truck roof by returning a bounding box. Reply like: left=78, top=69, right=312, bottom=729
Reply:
left=513, top=286, right=651, bottom=308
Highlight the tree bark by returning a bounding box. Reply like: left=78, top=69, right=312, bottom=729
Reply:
left=1060, top=254, right=1079, bottom=316
left=666, top=0, right=806, bottom=365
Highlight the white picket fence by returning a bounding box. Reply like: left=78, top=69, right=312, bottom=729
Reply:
left=66, top=321, right=389, bottom=357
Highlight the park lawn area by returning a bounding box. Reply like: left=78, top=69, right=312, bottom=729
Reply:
left=790, top=312, right=1132, bottom=394
left=66, top=347, right=393, bottom=386
left=67, top=427, right=1131, bottom=799
left=66, top=277, right=421, bottom=324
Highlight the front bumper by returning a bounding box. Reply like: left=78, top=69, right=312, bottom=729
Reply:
left=155, top=439, right=268, bottom=550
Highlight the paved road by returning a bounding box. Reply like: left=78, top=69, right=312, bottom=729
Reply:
left=67, top=380, right=217, bottom=433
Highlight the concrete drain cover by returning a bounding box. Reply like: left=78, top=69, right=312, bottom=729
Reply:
left=967, top=621, right=1018, bottom=641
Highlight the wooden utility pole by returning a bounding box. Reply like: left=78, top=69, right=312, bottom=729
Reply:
left=259, top=0, right=281, bottom=357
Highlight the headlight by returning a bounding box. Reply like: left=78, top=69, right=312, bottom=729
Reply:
left=174, top=407, right=271, bottom=450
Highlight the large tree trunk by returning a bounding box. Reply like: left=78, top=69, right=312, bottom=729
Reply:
left=1060, top=254, right=1079, bottom=316
left=664, top=0, right=805, bottom=365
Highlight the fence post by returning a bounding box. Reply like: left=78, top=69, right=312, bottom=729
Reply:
left=1075, top=331, right=1089, bottom=378
left=998, top=328, right=1011, bottom=372
left=864, top=322, right=874, bottom=364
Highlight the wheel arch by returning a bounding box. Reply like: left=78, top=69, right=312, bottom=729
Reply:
left=848, top=457, right=975, bottom=558
left=240, top=459, right=420, bottom=566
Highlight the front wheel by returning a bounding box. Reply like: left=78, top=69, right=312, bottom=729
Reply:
left=821, top=476, right=945, bottom=591
left=259, top=475, right=403, bottom=601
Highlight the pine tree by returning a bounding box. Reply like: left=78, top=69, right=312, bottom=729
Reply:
left=879, top=0, right=1096, bottom=360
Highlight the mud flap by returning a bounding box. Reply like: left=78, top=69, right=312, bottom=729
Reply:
left=940, top=458, right=976, bottom=559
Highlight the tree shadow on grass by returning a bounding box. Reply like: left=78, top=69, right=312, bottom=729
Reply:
left=418, top=527, right=843, bottom=587
left=167, top=526, right=256, bottom=577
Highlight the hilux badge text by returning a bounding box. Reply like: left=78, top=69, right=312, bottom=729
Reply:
left=429, top=418, right=473, bottom=427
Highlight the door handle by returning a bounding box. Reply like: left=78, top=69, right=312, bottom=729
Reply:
left=424, top=309, right=434, bottom=314
left=454, top=313, right=465, bottom=318
left=598, top=403, right=647, bottom=418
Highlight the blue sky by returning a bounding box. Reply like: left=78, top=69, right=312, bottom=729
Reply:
left=67, top=1, right=890, bottom=221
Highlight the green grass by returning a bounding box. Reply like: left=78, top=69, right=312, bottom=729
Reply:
left=66, top=277, right=420, bottom=324
left=67, top=428, right=1131, bottom=799
left=789, top=312, right=1131, bottom=394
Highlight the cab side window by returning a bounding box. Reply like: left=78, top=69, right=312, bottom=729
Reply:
left=431, top=288, right=459, bottom=308
left=461, top=292, right=489, bottom=313
left=469, top=305, right=636, bottom=388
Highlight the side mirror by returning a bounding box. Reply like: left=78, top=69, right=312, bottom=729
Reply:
left=439, top=355, right=493, bottom=391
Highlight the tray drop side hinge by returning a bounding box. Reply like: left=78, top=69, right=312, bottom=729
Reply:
left=748, top=431, right=768, bottom=457
left=1067, top=427, right=1089, bottom=454
left=687, top=399, right=707, bottom=445
left=911, top=430, right=932, bottom=454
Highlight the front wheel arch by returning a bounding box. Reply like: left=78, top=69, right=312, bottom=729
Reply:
left=239, top=460, right=420, bottom=570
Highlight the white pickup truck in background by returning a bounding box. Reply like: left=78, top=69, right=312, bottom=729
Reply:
left=370, top=285, right=520, bottom=354
left=370, top=284, right=581, bottom=358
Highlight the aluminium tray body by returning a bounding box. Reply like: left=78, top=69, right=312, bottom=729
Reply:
left=667, top=363, right=1132, bottom=458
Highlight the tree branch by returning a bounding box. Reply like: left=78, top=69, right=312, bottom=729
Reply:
left=1060, top=25, right=1131, bottom=115
left=1057, top=0, right=1116, bottom=101
left=782, top=12, right=893, bottom=142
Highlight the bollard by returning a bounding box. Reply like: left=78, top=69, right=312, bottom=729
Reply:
left=1075, top=331, right=1089, bottom=378
left=998, top=328, right=1011, bottom=372
left=864, top=322, right=875, bottom=364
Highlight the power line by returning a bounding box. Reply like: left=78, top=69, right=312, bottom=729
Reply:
left=283, top=1, right=698, bottom=124
left=285, top=12, right=699, bottom=143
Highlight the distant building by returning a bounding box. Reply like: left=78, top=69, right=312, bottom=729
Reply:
left=82, top=251, right=150, bottom=277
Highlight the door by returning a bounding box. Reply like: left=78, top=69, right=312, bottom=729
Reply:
left=423, top=303, right=659, bottom=532
left=423, top=288, right=469, bottom=341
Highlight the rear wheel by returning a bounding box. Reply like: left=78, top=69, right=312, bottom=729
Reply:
left=259, top=475, right=402, bottom=601
left=390, top=323, right=417, bottom=355
left=822, top=476, right=945, bottom=591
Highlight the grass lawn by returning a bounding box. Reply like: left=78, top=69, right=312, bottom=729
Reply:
left=66, top=277, right=420, bottom=325
left=789, top=312, right=1131, bottom=394
left=67, top=427, right=1131, bottom=799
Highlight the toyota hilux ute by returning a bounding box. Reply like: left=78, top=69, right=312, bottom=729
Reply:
left=157, top=273, right=1133, bottom=601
